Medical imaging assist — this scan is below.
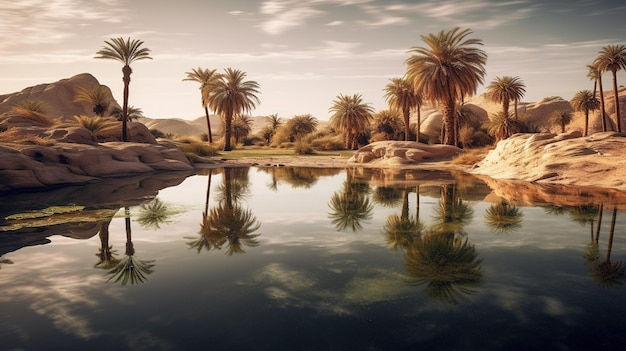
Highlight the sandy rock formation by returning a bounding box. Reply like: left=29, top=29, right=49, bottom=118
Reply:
left=470, top=131, right=626, bottom=190
left=0, top=73, right=118, bottom=120
left=348, top=141, right=461, bottom=166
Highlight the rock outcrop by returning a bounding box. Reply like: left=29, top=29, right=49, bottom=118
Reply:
left=470, top=131, right=626, bottom=190
left=348, top=141, right=461, bottom=166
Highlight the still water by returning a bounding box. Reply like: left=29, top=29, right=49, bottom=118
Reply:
left=1, top=167, right=626, bottom=350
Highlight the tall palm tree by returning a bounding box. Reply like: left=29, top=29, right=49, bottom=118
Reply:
left=550, top=109, right=573, bottom=133
left=383, top=77, right=423, bottom=141
left=205, top=68, right=260, bottom=151
left=95, top=37, right=152, bottom=142
left=184, top=67, right=221, bottom=143
left=406, top=27, right=487, bottom=145
left=73, top=85, right=113, bottom=117
left=587, top=64, right=608, bottom=132
left=593, top=44, right=626, bottom=132
left=571, top=90, right=600, bottom=136
left=485, top=76, right=526, bottom=119
left=329, top=93, right=374, bottom=149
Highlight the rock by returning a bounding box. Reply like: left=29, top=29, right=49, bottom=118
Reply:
left=348, top=141, right=462, bottom=166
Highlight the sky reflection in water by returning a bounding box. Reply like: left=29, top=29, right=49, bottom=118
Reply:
left=1, top=167, right=626, bottom=350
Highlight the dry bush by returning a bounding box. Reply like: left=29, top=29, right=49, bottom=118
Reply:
left=8, top=107, right=57, bottom=127
left=0, top=129, right=54, bottom=145
left=73, top=115, right=116, bottom=135
left=177, top=142, right=219, bottom=157
left=174, top=136, right=203, bottom=144
left=451, top=147, right=492, bottom=165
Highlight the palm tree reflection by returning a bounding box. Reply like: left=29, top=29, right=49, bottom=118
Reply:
left=136, top=198, right=172, bottom=230
left=187, top=168, right=261, bottom=255
left=405, top=230, right=483, bottom=305
left=484, top=200, right=523, bottom=234
left=328, top=169, right=373, bottom=232
left=106, top=207, right=155, bottom=285
left=383, top=188, right=423, bottom=252
left=586, top=205, right=625, bottom=288
left=94, top=219, right=120, bottom=270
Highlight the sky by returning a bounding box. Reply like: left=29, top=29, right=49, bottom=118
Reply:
left=2, top=0, right=626, bottom=121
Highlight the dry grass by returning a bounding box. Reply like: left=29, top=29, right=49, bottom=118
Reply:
left=451, top=146, right=492, bottom=165
left=8, top=107, right=57, bottom=127
left=0, top=129, right=54, bottom=145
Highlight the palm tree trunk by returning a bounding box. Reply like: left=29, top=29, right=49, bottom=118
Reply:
left=416, top=105, right=421, bottom=143
left=514, top=99, right=519, bottom=119
left=503, top=98, right=510, bottom=118
left=122, top=65, right=132, bottom=142
left=611, top=70, right=622, bottom=132
left=403, top=106, right=410, bottom=141
left=584, top=109, right=589, bottom=137
left=599, top=75, right=607, bottom=132
left=204, top=106, right=213, bottom=143
left=607, top=206, right=617, bottom=262
left=595, top=203, right=603, bottom=242
left=224, top=111, right=233, bottom=151
left=443, top=102, right=455, bottom=145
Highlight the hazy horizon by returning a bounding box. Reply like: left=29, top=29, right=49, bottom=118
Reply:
left=2, top=0, right=626, bottom=121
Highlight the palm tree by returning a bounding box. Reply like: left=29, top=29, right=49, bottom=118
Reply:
left=383, top=77, right=423, bottom=141
left=372, top=109, right=403, bottom=140
left=485, top=76, right=526, bottom=119
left=571, top=90, right=600, bottom=136
left=73, top=85, right=113, bottom=117
left=406, top=27, right=487, bottom=145
left=593, top=44, right=626, bottom=132
left=587, top=64, right=608, bottom=132
left=95, top=37, right=152, bottom=142
left=329, top=93, right=374, bottom=150
left=205, top=68, right=260, bottom=151
left=184, top=67, right=221, bottom=143
left=486, top=111, right=525, bottom=142
left=383, top=189, right=424, bottom=252
left=550, top=109, right=573, bottom=133
left=284, top=114, right=318, bottom=142
left=94, top=219, right=120, bottom=269
left=231, top=114, right=253, bottom=145
left=484, top=201, right=523, bottom=234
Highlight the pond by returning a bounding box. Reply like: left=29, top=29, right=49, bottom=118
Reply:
left=1, top=167, right=626, bottom=350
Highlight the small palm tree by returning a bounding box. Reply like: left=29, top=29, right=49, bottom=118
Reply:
left=95, top=37, right=152, bottom=142
left=406, top=27, right=487, bottom=145
left=73, top=85, right=113, bottom=117
left=372, top=109, right=403, bottom=140
left=571, top=90, right=600, bottom=136
left=593, top=44, right=626, bottom=132
left=587, top=64, right=608, bottom=132
left=231, top=114, right=253, bottom=145
left=205, top=68, right=260, bottom=151
left=73, top=115, right=116, bottom=135
left=329, top=93, right=374, bottom=150
left=285, top=114, right=318, bottom=141
left=383, top=77, right=423, bottom=141
left=550, top=109, right=573, bottom=133
left=486, top=111, right=525, bottom=142
left=485, top=76, right=526, bottom=118
left=184, top=67, right=221, bottom=143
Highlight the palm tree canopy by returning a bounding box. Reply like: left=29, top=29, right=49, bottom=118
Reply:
left=405, top=27, right=487, bottom=107
left=571, top=90, right=600, bottom=113
left=383, top=77, right=423, bottom=114
left=205, top=68, right=261, bottom=118
left=328, top=93, right=374, bottom=133
left=485, top=76, right=526, bottom=105
left=593, top=44, right=626, bottom=74
left=184, top=67, right=221, bottom=106
left=95, top=37, right=152, bottom=66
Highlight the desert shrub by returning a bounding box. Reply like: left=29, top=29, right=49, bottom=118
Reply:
left=8, top=107, right=56, bottom=127
left=174, top=136, right=203, bottom=144
left=243, top=134, right=264, bottom=146
left=150, top=128, right=166, bottom=139
left=200, top=133, right=209, bottom=142
left=310, top=134, right=346, bottom=151
left=73, top=115, right=115, bottom=134
left=294, top=141, right=315, bottom=155
left=451, top=147, right=491, bottom=165
left=177, top=142, right=219, bottom=157
left=0, top=129, right=54, bottom=145
left=15, top=100, right=47, bottom=113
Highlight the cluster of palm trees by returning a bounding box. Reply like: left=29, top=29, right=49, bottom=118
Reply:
left=94, top=32, right=625, bottom=150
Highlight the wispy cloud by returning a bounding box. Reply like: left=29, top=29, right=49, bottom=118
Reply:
left=0, top=0, right=125, bottom=50
left=259, top=0, right=324, bottom=35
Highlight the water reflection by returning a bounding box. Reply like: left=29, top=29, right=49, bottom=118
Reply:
left=587, top=206, right=625, bottom=288
left=187, top=168, right=261, bottom=255
left=328, top=168, right=374, bottom=231
left=484, top=201, right=524, bottom=234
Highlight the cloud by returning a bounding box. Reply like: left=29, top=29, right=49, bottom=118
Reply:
left=259, top=0, right=324, bottom=35
left=0, top=0, right=125, bottom=50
